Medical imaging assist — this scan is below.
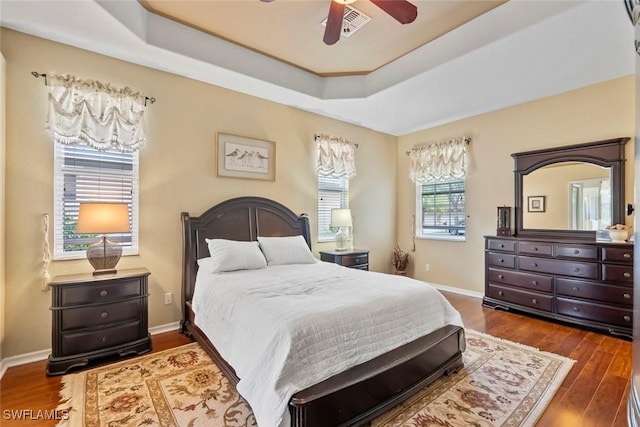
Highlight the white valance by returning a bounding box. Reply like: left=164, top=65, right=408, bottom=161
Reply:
left=409, top=137, right=469, bottom=183
left=46, top=73, right=147, bottom=151
left=316, top=134, right=357, bottom=179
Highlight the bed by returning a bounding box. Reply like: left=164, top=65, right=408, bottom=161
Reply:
left=180, top=196, right=465, bottom=427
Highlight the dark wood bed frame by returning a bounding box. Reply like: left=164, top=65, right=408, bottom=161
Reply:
left=180, top=196, right=465, bottom=426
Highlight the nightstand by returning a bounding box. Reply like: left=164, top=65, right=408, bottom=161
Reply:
left=47, top=267, right=152, bottom=375
left=320, top=249, right=369, bottom=270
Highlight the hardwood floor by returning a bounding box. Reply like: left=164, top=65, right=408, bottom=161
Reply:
left=0, top=291, right=632, bottom=426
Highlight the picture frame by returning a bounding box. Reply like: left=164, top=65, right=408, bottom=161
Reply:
left=527, top=196, right=545, bottom=213
left=217, top=133, right=275, bottom=181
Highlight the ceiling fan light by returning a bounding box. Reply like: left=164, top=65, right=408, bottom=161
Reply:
left=334, top=0, right=357, bottom=4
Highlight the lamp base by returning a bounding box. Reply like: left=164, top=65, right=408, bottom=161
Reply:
left=335, top=227, right=352, bottom=251
left=86, top=236, right=122, bottom=274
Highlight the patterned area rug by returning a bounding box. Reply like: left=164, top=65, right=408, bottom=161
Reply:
left=56, top=330, right=574, bottom=427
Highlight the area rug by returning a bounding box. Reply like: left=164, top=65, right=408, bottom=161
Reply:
left=56, top=330, right=574, bottom=427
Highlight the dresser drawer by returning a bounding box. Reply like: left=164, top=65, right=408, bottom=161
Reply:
left=487, top=284, right=553, bottom=312
left=488, top=268, right=553, bottom=293
left=602, top=247, right=633, bottom=263
left=487, top=252, right=516, bottom=269
left=60, top=321, right=143, bottom=356
left=60, top=279, right=142, bottom=306
left=519, top=241, right=553, bottom=256
left=555, top=244, right=598, bottom=260
left=487, top=239, right=516, bottom=252
left=556, top=297, right=633, bottom=328
left=61, top=299, right=142, bottom=331
left=556, top=278, right=633, bottom=306
left=602, top=264, right=633, bottom=284
left=518, top=256, right=597, bottom=279
left=340, top=253, right=368, bottom=267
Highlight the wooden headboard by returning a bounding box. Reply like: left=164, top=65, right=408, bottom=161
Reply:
left=180, top=196, right=311, bottom=318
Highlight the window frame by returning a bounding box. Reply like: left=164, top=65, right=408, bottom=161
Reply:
left=317, top=175, right=349, bottom=243
left=53, top=143, right=139, bottom=260
left=415, top=178, right=466, bottom=242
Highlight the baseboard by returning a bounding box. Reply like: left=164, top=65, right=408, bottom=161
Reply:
left=0, top=321, right=182, bottom=380
left=429, top=282, right=484, bottom=299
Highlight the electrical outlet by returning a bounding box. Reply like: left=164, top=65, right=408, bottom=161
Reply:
left=164, top=292, right=173, bottom=305
left=425, top=264, right=430, bottom=272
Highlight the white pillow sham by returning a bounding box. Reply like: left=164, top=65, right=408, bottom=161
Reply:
left=204, top=238, right=267, bottom=273
left=257, top=235, right=317, bottom=266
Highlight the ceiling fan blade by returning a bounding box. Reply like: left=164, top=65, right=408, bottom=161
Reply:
left=370, top=0, right=417, bottom=24
left=323, top=1, right=346, bottom=45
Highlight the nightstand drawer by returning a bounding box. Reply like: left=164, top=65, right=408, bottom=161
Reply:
left=341, top=254, right=368, bottom=267
left=61, top=298, right=142, bottom=331
left=60, top=279, right=142, bottom=306
left=60, top=321, right=143, bottom=356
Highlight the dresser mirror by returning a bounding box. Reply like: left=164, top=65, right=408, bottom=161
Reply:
left=513, top=137, right=629, bottom=239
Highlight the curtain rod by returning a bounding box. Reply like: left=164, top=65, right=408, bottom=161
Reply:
left=31, top=71, right=157, bottom=107
left=314, top=133, right=359, bottom=148
left=405, top=136, right=470, bottom=156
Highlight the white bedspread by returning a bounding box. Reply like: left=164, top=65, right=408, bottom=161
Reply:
left=192, top=261, right=463, bottom=427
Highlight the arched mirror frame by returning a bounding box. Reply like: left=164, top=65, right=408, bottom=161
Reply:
left=514, top=137, right=629, bottom=240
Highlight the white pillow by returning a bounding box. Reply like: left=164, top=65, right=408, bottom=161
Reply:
left=257, top=235, right=317, bottom=266
left=204, top=238, right=267, bottom=273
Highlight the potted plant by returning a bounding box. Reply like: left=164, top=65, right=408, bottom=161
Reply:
left=392, top=246, right=409, bottom=275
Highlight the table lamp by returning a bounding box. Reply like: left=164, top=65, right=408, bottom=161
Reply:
left=331, top=208, right=353, bottom=251
left=77, top=202, right=130, bottom=275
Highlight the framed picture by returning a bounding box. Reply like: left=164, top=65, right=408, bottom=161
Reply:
left=528, top=196, right=545, bottom=212
left=217, top=133, right=275, bottom=180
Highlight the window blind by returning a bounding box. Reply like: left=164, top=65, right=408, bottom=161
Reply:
left=416, top=179, right=466, bottom=237
left=53, top=144, right=139, bottom=259
left=318, top=175, right=349, bottom=242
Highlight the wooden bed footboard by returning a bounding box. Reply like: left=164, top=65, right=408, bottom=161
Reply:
left=183, top=303, right=464, bottom=427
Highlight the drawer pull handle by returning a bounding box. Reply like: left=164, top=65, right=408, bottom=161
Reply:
left=498, top=291, right=504, bottom=296
left=624, top=272, right=631, bottom=278
left=624, top=253, right=631, bottom=259
left=574, top=250, right=580, bottom=255
left=100, top=290, right=108, bottom=297
left=625, top=315, right=632, bottom=322
left=101, top=336, right=108, bottom=343
left=531, top=298, right=538, bottom=304
left=624, top=293, right=632, bottom=299
left=532, top=263, right=538, bottom=268
left=100, top=311, right=108, bottom=319
left=499, top=244, right=504, bottom=248
left=533, top=247, right=538, bottom=251
left=499, top=259, right=504, bottom=263
left=532, top=280, right=538, bottom=286
left=572, top=286, right=580, bottom=292
left=574, top=268, right=580, bottom=273
left=498, top=274, right=504, bottom=279
left=573, top=307, right=580, bottom=312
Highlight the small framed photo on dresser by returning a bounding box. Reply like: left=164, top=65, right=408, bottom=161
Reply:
left=527, top=196, right=545, bottom=212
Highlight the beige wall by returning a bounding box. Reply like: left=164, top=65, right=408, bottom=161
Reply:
left=1, top=29, right=397, bottom=357
left=397, top=76, right=635, bottom=293
left=1, top=51, right=6, bottom=360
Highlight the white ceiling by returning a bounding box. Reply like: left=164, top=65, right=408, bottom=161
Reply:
left=0, top=0, right=634, bottom=136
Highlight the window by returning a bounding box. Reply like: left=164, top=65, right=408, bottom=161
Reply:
left=53, top=143, right=139, bottom=259
left=416, top=179, right=466, bottom=240
left=318, top=175, right=349, bottom=242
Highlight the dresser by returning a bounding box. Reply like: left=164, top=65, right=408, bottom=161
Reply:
left=320, top=249, right=369, bottom=270
left=483, top=236, right=633, bottom=338
left=47, top=268, right=152, bottom=375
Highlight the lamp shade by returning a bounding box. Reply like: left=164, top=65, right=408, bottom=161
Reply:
left=77, top=203, right=131, bottom=234
left=331, top=208, right=353, bottom=228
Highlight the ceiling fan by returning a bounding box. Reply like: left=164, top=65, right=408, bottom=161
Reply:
left=261, top=0, right=418, bottom=45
